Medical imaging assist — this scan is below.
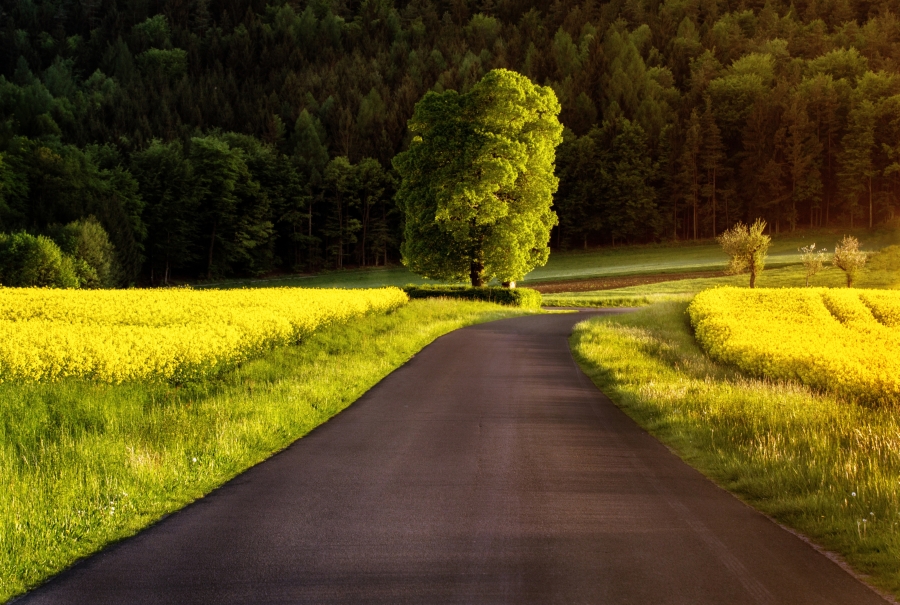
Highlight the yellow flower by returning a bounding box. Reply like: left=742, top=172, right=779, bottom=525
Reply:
left=688, top=287, right=900, bottom=406
left=0, top=287, right=407, bottom=383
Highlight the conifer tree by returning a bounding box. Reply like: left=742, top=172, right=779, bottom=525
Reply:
left=700, top=96, right=725, bottom=236
left=679, top=109, right=702, bottom=240
left=839, top=99, right=877, bottom=228
left=783, top=95, right=822, bottom=231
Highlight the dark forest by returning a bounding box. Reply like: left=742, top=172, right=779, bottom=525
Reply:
left=2, top=0, right=900, bottom=283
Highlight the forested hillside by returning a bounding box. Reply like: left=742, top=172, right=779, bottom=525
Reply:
left=2, top=0, right=900, bottom=283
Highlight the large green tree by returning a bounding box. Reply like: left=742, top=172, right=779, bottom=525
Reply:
left=393, top=69, right=563, bottom=287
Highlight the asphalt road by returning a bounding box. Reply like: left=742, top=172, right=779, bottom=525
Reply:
left=20, top=311, right=891, bottom=605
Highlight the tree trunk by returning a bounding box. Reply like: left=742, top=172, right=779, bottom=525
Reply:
left=725, top=193, right=729, bottom=230
left=337, top=196, right=343, bottom=269
left=869, top=177, right=873, bottom=229
left=470, top=260, right=485, bottom=287
left=207, top=219, right=217, bottom=280
left=826, top=132, right=832, bottom=226
left=308, top=199, right=313, bottom=271
left=361, top=200, right=370, bottom=267
left=693, top=192, right=698, bottom=241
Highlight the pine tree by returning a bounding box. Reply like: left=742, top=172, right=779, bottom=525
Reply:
left=839, top=99, right=877, bottom=228
left=700, top=96, right=725, bottom=236
left=678, top=109, right=702, bottom=240
left=782, top=95, right=822, bottom=231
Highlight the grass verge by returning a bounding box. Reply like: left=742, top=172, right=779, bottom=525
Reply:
left=0, top=299, right=527, bottom=602
left=571, top=301, right=900, bottom=598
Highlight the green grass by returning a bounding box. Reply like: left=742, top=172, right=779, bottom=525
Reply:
left=544, top=246, right=900, bottom=307
left=571, top=302, right=900, bottom=598
left=198, top=226, right=900, bottom=291
left=0, top=299, right=528, bottom=603
left=530, top=226, right=900, bottom=283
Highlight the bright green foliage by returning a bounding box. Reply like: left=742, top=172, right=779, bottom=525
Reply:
left=0, top=231, right=80, bottom=288
left=394, top=69, right=563, bottom=287
left=717, top=219, right=771, bottom=287
left=50, top=216, right=119, bottom=288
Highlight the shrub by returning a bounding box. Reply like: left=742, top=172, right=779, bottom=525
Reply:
left=832, top=235, right=867, bottom=287
left=0, top=232, right=80, bottom=288
left=799, top=243, right=829, bottom=287
left=716, top=219, right=770, bottom=288
left=49, top=217, right=119, bottom=288
left=402, top=285, right=542, bottom=308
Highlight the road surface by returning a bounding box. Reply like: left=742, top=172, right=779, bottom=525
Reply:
left=20, top=311, right=890, bottom=604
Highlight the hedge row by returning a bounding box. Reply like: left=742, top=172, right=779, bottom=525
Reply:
left=402, top=285, right=542, bottom=308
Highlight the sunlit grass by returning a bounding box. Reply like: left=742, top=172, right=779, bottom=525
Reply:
left=544, top=247, right=900, bottom=307
left=0, top=299, right=527, bottom=602
left=571, top=302, right=900, bottom=597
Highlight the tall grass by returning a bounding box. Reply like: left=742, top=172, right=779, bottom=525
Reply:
left=0, top=299, right=526, bottom=602
left=571, top=302, right=900, bottom=598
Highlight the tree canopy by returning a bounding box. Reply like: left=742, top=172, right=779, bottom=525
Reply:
left=394, top=69, right=562, bottom=286
left=3, top=0, right=900, bottom=283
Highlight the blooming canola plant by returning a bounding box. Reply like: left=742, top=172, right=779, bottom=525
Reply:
left=689, top=287, right=900, bottom=406
left=0, top=287, right=408, bottom=383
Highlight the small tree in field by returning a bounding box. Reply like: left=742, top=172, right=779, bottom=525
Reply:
left=832, top=235, right=867, bottom=287
left=717, top=219, right=771, bottom=288
left=799, top=243, right=828, bottom=286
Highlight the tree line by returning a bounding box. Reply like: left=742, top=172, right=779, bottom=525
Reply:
left=2, top=0, right=900, bottom=283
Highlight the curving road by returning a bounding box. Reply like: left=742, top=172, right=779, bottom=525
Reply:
left=20, top=311, right=890, bottom=604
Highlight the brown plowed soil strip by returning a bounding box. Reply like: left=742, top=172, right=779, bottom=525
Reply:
left=527, top=270, right=726, bottom=294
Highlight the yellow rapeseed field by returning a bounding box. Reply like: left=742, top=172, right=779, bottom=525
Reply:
left=0, top=286, right=408, bottom=383
left=688, top=287, right=900, bottom=406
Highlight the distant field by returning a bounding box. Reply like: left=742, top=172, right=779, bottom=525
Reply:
left=198, top=226, right=900, bottom=291
left=544, top=243, right=900, bottom=307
